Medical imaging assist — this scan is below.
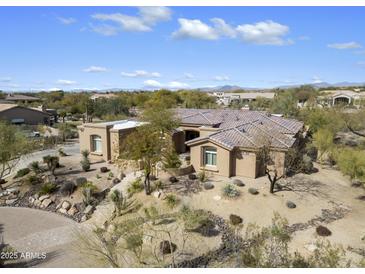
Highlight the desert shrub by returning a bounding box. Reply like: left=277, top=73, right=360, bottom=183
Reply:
left=198, top=169, right=207, bottom=182
left=58, top=148, right=67, bottom=157
left=144, top=206, right=160, bottom=225
left=81, top=149, right=90, bottom=158
left=188, top=173, right=197, bottom=180
left=29, top=161, right=42, bottom=174
left=302, top=154, right=314, bottom=174
left=81, top=181, right=98, bottom=192
left=109, top=189, right=132, bottom=216
left=248, top=188, right=259, bottom=195
left=222, top=184, right=240, bottom=198
left=335, top=148, right=365, bottom=182
left=229, top=214, right=243, bottom=225
left=27, top=175, right=41, bottom=185
left=82, top=187, right=94, bottom=206
left=164, top=194, right=179, bottom=209
left=14, top=168, right=30, bottom=178
left=169, top=176, right=178, bottom=183
left=316, top=225, right=332, bottom=237
left=232, top=179, right=245, bottom=187
left=153, top=180, right=164, bottom=191
left=286, top=201, right=297, bottom=209
left=108, top=171, right=114, bottom=178
left=127, top=178, right=144, bottom=195
left=60, top=181, right=77, bottom=196
left=80, top=158, right=90, bottom=172
left=39, top=182, right=57, bottom=195
left=179, top=206, right=210, bottom=231
left=203, top=182, right=214, bottom=190
left=306, top=146, right=318, bottom=161
left=163, top=149, right=182, bottom=169
left=43, top=155, right=59, bottom=175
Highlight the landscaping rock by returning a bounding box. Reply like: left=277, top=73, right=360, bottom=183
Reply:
left=75, top=177, right=87, bottom=186
left=150, top=175, right=157, bottom=181
left=6, top=187, right=20, bottom=194
left=229, top=214, right=243, bottom=225
left=58, top=208, right=68, bottom=215
left=286, top=201, right=297, bottom=209
left=34, top=193, right=39, bottom=199
left=203, top=182, right=214, bottom=190
left=33, top=199, right=42, bottom=207
left=100, top=167, right=109, bottom=173
left=61, top=201, right=71, bottom=210
left=304, top=243, right=317, bottom=252
left=188, top=174, right=197, bottom=180
left=248, top=188, right=259, bottom=195
left=41, top=198, right=53, bottom=208
left=153, top=191, right=161, bottom=199
left=29, top=196, right=35, bottom=204
left=112, top=178, right=121, bottom=185
left=81, top=215, right=88, bottom=222
left=213, top=195, right=221, bottom=201
left=83, top=205, right=94, bottom=215
left=169, top=176, right=178, bottom=183
left=232, top=179, right=245, bottom=187
left=159, top=240, right=177, bottom=254
left=316, top=225, right=332, bottom=236
left=5, top=198, right=18, bottom=205
left=67, top=206, right=78, bottom=216
left=39, top=195, right=50, bottom=202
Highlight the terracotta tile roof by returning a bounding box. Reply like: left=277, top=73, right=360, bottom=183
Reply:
left=178, top=108, right=303, bottom=150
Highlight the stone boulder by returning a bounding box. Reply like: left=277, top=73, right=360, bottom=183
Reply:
left=60, top=181, right=76, bottom=196
left=75, top=177, right=87, bottom=186
left=286, top=201, right=297, bottom=209
left=112, top=178, right=121, bottom=185
left=188, top=174, right=197, bottom=180
left=169, top=176, right=178, bottom=183
left=203, top=182, right=214, bottom=190
left=229, top=214, right=243, bottom=225
left=232, top=179, right=245, bottom=187
left=100, top=167, right=109, bottom=173
left=61, top=201, right=71, bottom=210
left=5, top=198, right=18, bottom=205
left=39, top=195, right=50, bottom=202
left=83, top=205, right=94, bottom=215
left=248, top=188, right=259, bottom=195
left=41, top=198, right=53, bottom=208
left=159, top=240, right=177, bottom=254
left=67, top=206, right=78, bottom=216
left=58, top=208, right=68, bottom=215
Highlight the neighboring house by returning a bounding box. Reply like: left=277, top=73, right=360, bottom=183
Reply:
left=172, top=109, right=304, bottom=178
left=210, top=92, right=276, bottom=106
left=0, top=104, right=51, bottom=125
left=318, top=90, right=365, bottom=108
left=34, top=105, right=58, bottom=124
left=90, top=93, right=117, bottom=101
left=77, top=120, right=145, bottom=162
left=4, top=93, right=41, bottom=103
left=78, top=108, right=304, bottom=179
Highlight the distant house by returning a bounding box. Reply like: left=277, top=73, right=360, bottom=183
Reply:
left=5, top=94, right=41, bottom=103
left=0, top=104, right=51, bottom=125
left=318, top=90, right=365, bottom=108
left=78, top=108, right=304, bottom=179
left=90, top=93, right=117, bottom=101
left=210, top=91, right=276, bottom=106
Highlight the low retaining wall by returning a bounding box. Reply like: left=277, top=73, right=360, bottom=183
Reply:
left=167, top=165, right=195, bottom=177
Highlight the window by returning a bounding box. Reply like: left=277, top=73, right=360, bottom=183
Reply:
left=203, top=147, right=217, bottom=166
left=91, top=135, right=102, bottom=153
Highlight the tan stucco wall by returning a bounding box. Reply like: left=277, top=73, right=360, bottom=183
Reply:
left=190, top=141, right=232, bottom=177
left=232, top=149, right=258, bottom=178
left=0, top=107, right=50, bottom=125
left=78, top=125, right=110, bottom=162
left=110, top=128, right=136, bottom=162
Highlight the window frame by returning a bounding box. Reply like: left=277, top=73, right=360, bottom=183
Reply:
left=91, top=135, right=102, bottom=153
left=203, top=146, right=217, bottom=167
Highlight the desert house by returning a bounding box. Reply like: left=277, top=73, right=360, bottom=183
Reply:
left=78, top=108, right=304, bottom=179
left=4, top=93, right=41, bottom=103
left=210, top=91, right=276, bottom=106
left=0, top=103, right=51, bottom=125
left=318, top=90, right=365, bottom=108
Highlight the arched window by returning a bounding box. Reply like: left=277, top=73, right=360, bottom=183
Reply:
left=91, top=135, right=102, bottom=153
left=203, top=146, right=217, bottom=166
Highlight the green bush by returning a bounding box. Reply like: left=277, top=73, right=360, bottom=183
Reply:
left=127, top=178, right=144, bottom=195
left=222, top=184, right=240, bottom=198
left=29, top=161, right=42, bottom=174
left=27, top=175, right=41, bottom=185
left=336, top=148, right=365, bottom=182
left=39, top=182, right=57, bottom=195
left=198, top=169, right=207, bottom=182
left=81, top=181, right=98, bottom=192
left=14, top=168, right=30, bottom=178
left=164, top=194, right=179, bottom=209
left=80, top=158, right=90, bottom=171
left=153, top=180, right=164, bottom=191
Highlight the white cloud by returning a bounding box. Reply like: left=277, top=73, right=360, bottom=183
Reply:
left=172, top=18, right=291, bottom=46
left=184, top=73, right=195, bottom=79
left=121, top=70, right=161, bottom=78
left=83, top=66, right=108, bottom=73
left=143, top=79, right=189, bottom=89
left=312, top=76, right=323, bottom=84
left=172, top=18, right=219, bottom=40
left=89, top=24, right=119, bottom=36
left=236, top=20, right=291, bottom=46
left=57, top=79, right=77, bottom=85
left=214, top=75, right=230, bottom=81
left=0, top=77, right=12, bottom=82
left=91, top=7, right=172, bottom=35
left=143, top=79, right=162, bottom=88
left=211, top=18, right=236, bottom=38
left=327, top=41, right=362, bottom=50
left=57, top=17, right=77, bottom=25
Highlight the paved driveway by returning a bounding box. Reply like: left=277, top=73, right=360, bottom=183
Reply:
left=0, top=207, right=84, bottom=267
left=6, top=142, right=80, bottom=179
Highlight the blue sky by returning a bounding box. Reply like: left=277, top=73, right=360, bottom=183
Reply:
left=0, top=6, right=365, bottom=91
